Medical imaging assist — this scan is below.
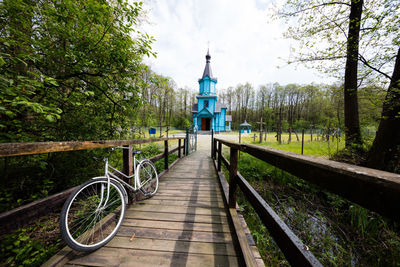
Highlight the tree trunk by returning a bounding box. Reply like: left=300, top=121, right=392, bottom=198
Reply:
left=344, top=0, right=363, bottom=147
left=366, top=47, right=400, bottom=173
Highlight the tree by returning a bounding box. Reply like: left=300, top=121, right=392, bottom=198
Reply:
left=0, top=0, right=155, bottom=142
left=366, top=47, right=400, bottom=172
left=344, top=0, right=363, bottom=145
left=275, top=0, right=399, bottom=148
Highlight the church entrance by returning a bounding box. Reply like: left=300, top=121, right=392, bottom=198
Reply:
left=201, top=118, right=211, bottom=131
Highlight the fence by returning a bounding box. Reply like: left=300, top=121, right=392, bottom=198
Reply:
left=0, top=137, right=187, bottom=234
left=212, top=137, right=400, bottom=266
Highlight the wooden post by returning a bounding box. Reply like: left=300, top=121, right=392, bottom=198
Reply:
left=238, top=131, right=241, bottom=159
left=301, top=129, right=305, bottom=155
left=178, top=139, right=181, bottom=158
left=217, top=141, right=222, bottom=172
left=186, top=128, right=189, bottom=155
left=213, top=138, right=217, bottom=160
left=164, top=140, right=168, bottom=170
left=123, top=145, right=133, bottom=203
left=229, top=147, right=238, bottom=208
left=310, top=125, right=313, bottom=142
left=211, top=129, right=214, bottom=158
left=256, top=117, right=265, bottom=143
left=253, top=133, right=256, bottom=142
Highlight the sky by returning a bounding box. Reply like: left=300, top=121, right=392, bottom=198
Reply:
left=142, top=0, right=332, bottom=91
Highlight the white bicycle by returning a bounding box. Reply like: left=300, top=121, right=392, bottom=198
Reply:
left=59, top=147, right=158, bottom=252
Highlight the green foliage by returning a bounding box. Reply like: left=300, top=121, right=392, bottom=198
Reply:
left=172, top=116, right=191, bottom=129
left=0, top=0, right=156, bottom=212
left=0, top=0, right=154, bottom=143
left=0, top=223, right=60, bottom=266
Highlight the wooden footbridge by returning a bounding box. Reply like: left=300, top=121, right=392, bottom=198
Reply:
left=1, top=134, right=400, bottom=266
left=48, top=148, right=264, bottom=266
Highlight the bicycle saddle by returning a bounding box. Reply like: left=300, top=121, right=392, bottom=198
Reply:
left=133, top=150, right=142, bottom=155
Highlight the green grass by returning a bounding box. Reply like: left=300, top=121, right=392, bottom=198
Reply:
left=258, top=140, right=345, bottom=157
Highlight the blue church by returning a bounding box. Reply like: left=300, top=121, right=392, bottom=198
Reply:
left=192, top=50, right=231, bottom=132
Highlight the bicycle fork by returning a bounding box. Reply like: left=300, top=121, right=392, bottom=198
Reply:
left=96, top=160, right=112, bottom=212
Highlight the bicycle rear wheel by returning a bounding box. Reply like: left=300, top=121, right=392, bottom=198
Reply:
left=60, top=178, right=126, bottom=252
left=138, top=160, right=158, bottom=196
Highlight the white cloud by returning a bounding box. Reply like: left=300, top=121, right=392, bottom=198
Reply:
left=142, top=0, right=331, bottom=91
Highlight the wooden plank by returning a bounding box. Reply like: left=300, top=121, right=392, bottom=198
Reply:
left=143, top=199, right=225, bottom=208
left=68, top=247, right=240, bottom=267
left=160, top=177, right=217, bottom=181
left=213, top=158, right=265, bottom=267
left=150, top=195, right=221, bottom=202
left=117, top=226, right=233, bottom=243
left=0, top=137, right=184, bottom=157
left=162, top=173, right=218, bottom=179
left=128, top=204, right=227, bottom=217
left=106, top=236, right=237, bottom=256
left=157, top=189, right=222, bottom=196
left=158, top=185, right=220, bottom=191
left=122, top=218, right=231, bottom=233
left=124, top=210, right=230, bottom=225
left=167, top=168, right=217, bottom=174
left=159, top=180, right=219, bottom=185
left=228, top=207, right=258, bottom=267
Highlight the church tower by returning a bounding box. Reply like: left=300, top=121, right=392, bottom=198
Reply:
left=199, top=49, right=217, bottom=95
left=192, top=50, right=230, bottom=132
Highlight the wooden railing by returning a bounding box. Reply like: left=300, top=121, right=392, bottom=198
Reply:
left=0, top=137, right=186, bottom=234
left=212, top=137, right=400, bottom=267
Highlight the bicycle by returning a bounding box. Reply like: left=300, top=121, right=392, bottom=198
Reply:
left=59, top=147, right=158, bottom=252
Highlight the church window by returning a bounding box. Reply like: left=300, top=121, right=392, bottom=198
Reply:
left=204, top=100, right=209, bottom=108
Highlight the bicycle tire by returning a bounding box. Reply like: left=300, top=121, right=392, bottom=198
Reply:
left=60, top=178, right=126, bottom=252
left=138, top=160, right=158, bottom=197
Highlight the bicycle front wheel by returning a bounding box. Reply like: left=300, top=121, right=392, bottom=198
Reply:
left=60, top=178, right=126, bottom=252
left=138, top=160, right=159, bottom=197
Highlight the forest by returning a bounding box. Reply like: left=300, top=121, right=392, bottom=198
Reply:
left=0, top=0, right=399, bottom=265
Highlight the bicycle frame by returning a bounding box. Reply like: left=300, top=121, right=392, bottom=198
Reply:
left=105, top=154, right=142, bottom=192
left=92, top=148, right=147, bottom=209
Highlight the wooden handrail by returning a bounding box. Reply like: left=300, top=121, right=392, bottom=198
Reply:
left=212, top=137, right=400, bottom=266
left=0, top=137, right=184, bottom=157
left=214, top=137, right=400, bottom=221
left=236, top=171, right=321, bottom=266
left=0, top=137, right=187, bottom=233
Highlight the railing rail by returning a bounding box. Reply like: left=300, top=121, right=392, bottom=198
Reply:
left=213, top=137, right=400, bottom=266
left=0, top=137, right=186, bottom=234
left=0, top=137, right=182, bottom=157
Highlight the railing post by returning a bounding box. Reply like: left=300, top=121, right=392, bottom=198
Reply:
left=211, top=129, right=214, bottom=158
left=213, top=138, right=217, bottom=160
left=217, top=141, right=222, bottom=172
left=186, top=128, right=189, bottom=155
left=122, top=145, right=133, bottom=203
left=164, top=140, right=169, bottom=170
left=229, top=147, right=238, bottom=209
left=301, top=129, right=305, bottom=155
left=178, top=139, right=181, bottom=158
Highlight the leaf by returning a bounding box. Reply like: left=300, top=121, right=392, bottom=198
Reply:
left=45, top=114, right=56, bottom=122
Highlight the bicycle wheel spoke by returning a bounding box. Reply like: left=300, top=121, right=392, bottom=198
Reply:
left=60, top=178, right=125, bottom=251
left=138, top=161, right=158, bottom=196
